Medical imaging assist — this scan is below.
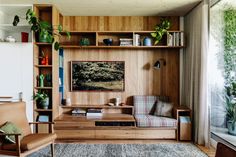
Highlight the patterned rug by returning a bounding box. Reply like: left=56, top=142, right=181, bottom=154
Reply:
left=28, top=143, right=208, bottom=157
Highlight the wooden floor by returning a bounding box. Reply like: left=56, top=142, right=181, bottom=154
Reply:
left=56, top=140, right=216, bottom=157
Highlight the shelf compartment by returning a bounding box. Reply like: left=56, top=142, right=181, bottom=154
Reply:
left=60, top=32, right=96, bottom=46
left=97, top=32, right=133, bottom=46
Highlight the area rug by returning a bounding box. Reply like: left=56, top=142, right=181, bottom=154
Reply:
left=28, top=143, right=208, bottom=157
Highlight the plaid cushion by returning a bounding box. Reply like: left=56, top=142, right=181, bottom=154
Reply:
left=133, top=95, right=169, bottom=115
left=133, top=96, right=158, bottom=115
left=135, top=115, right=177, bottom=127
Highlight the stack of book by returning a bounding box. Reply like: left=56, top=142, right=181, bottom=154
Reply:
left=119, top=38, right=133, bottom=46
left=72, top=108, right=86, bottom=116
left=86, top=109, right=102, bottom=117
left=167, top=32, right=184, bottom=47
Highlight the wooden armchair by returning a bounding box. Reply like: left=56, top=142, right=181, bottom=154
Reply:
left=0, top=102, right=56, bottom=157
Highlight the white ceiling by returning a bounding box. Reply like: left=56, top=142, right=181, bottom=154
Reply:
left=0, top=0, right=202, bottom=16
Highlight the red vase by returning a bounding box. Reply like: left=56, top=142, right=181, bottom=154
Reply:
left=21, top=32, right=28, bottom=42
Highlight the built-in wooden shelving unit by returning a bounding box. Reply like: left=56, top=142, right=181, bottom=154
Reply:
left=33, top=5, right=61, bottom=132
left=60, top=30, right=184, bottom=49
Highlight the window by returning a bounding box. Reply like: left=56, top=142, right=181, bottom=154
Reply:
left=209, top=0, right=236, bottom=146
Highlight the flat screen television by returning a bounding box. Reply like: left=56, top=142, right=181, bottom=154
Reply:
left=71, top=61, right=125, bottom=91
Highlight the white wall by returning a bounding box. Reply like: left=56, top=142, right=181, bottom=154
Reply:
left=0, top=43, right=33, bottom=122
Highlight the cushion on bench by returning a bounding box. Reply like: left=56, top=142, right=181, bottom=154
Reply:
left=133, top=95, right=169, bottom=115
left=135, top=115, right=177, bottom=127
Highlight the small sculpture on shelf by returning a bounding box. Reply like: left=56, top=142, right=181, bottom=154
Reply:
left=80, top=38, right=90, bottom=46
left=45, top=74, right=52, bottom=87
left=39, top=74, right=45, bottom=87
left=39, top=51, right=49, bottom=65
left=103, top=38, right=113, bottom=46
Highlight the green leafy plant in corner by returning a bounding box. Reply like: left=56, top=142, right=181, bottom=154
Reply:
left=151, top=19, right=171, bottom=45
left=225, top=81, right=236, bottom=130
left=223, top=9, right=236, bottom=132
left=13, top=9, right=70, bottom=50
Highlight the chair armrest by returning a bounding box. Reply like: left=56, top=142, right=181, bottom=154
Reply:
left=29, top=122, right=54, bottom=125
left=29, top=122, right=54, bottom=133
left=0, top=133, right=21, bottom=155
left=0, top=133, right=21, bottom=136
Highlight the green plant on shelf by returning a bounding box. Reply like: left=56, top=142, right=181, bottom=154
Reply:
left=13, top=9, right=70, bottom=50
left=151, top=18, right=171, bottom=45
left=33, top=90, right=49, bottom=109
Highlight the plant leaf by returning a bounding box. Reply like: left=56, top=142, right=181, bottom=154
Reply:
left=58, top=25, right=63, bottom=32
left=154, top=40, right=159, bottom=45
left=66, top=31, right=71, bottom=39
left=13, top=15, right=20, bottom=26
left=54, top=42, right=60, bottom=51
left=151, top=32, right=157, bottom=37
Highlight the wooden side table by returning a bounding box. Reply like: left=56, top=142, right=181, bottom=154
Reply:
left=174, top=106, right=192, bottom=141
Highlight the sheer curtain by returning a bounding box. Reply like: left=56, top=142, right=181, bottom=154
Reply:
left=181, top=1, right=209, bottom=146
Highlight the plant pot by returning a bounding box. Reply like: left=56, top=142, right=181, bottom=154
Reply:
left=227, top=121, right=236, bottom=136
left=37, top=97, right=49, bottom=109
left=39, top=30, right=52, bottom=43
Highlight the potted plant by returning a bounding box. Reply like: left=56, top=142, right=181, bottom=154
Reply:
left=151, top=19, right=171, bottom=45
left=13, top=9, right=70, bottom=50
left=33, top=91, right=49, bottom=109
left=225, top=81, right=236, bottom=135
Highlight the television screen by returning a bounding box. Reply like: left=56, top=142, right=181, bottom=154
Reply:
left=71, top=61, right=125, bottom=91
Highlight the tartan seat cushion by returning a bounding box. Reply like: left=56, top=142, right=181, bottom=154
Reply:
left=133, top=96, right=158, bottom=115
left=133, top=95, right=169, bottom=115
left=135, top=115, right=177, bottom=127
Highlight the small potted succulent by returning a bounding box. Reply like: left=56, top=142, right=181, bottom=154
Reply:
left=33, top=91, right=49, bottom=109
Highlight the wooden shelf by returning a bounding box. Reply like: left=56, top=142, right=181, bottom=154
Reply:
left=34, top=42, right=52, bottom=45
left=60, top=30, right=185, bottom=48
left=61, top=45, right=185, bottom=49
left=34, top=87, right=53, bottom=89
left=34, top=65, right=52, bottom=68
left=60, top=104, right=133, bottom=109
left=55, top=113, right=135, bottom=122
left=34, top=109, right=53, bottom=112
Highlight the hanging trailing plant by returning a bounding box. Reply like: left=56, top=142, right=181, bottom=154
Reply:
left=13, top=9, right=70, bottom=50
left=151, top=18, right=171, bottom=45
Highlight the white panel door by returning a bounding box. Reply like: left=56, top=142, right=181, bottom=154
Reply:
left=0, top=43, right=33, bottom=122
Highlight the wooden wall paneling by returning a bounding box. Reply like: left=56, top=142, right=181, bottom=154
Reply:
left=64, top=49, right=179, bottom=106
left=63, top=16, right=179, bottom=31
left=52, top=6, right=60, bottom=119
left=59, top=16, right=180, bottom=114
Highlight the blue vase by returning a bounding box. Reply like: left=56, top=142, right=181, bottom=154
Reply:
left=143, top=37, right=152, bottom=46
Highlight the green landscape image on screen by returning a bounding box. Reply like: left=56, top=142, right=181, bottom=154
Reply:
left=71, top=61, right=125, bottom=91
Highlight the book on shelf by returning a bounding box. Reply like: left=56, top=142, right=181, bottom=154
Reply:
left=180, top=32, right=184, bottom=46
left=167, top=32, right=184, bottom=47
left=72, top=108, right=87, bottom=114
left=167, top=33, right=173, bottom=46
left=119, top=38, right=133, bottom=46
left=133, top=34, right=141, bottom=46
left=86, top=108, right=102, bottom=117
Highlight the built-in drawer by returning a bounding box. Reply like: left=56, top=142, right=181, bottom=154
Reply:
left=55, top=130, right=95, bottom=139
left=95, top=129, right=136, bottom=139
